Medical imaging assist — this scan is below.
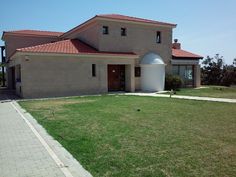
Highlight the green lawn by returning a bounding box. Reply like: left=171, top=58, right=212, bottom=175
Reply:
left=173, top=86, right=236, bottom=99
left=19, top=96, right=236, bottom=177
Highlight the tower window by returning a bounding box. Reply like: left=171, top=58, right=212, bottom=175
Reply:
left=121, top=28, right=127, bottom=36
left=92, top=64, right=96, bottom=77
left=156, top=31, right=161, bottom=43
left=102, top=26, right=109, bottom=35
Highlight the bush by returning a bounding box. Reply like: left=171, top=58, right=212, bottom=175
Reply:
left=221, top=70, right=236, bottom=86
left=165, top=74, right=183, bottom=91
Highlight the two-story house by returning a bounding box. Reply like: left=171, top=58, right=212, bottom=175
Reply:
left=1, top=14, right=203, bottom=98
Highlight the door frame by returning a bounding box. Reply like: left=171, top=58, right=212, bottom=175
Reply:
left=107, top=64, right=126, bottom=92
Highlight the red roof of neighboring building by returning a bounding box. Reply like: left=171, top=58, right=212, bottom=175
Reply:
left=16, top=39, right=137, bottom=57
left=172, top=49, right=203, bottom=59
left=3, top=30, right=63, bottom=37
left=97, top=14, right=177, bottom=27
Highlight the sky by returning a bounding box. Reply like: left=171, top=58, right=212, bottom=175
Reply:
left=1, top=0, right=236, bottom=64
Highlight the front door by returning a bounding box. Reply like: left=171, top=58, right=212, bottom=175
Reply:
left=108, top=65, right=125, bottom=91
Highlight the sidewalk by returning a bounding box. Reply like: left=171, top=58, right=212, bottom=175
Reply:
left=124, top=93, right=236, bottom=103
left=0, top=101, right=92, bottom=177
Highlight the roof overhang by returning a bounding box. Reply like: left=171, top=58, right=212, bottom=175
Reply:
left=60, top=16, right=97, bottom=38
left=10, top=51, right=139, bottom=60
left=171, top=59, right=199, bottom=65
left=61, top=15, right=177, bottom=38
left=1, top=31, right=61, bottom=41
left=96, top=16, right=177, bottom=28
left=172, top=49, right=203, bottom=59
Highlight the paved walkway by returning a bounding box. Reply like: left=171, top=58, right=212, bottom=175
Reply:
left=124, top=93, right=236, bottom=103
left=0, top=100, right=92, bottom=177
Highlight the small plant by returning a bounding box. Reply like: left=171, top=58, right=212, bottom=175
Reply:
left=165, top=74, right=183, bottom=91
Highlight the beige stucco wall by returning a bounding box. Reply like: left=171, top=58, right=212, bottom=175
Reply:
left=4, top=35, right=59, bottom=60
left=96, top=20, right=173, bottom=69
left=89, top=20, right=174, bottom=91
left=59, top=19, right=174, bottom=91
left=64, top=19, right=173, bottom=71
left=9, top=54, right=136, bottom=98
left=67, top=22, right=100, bottom=50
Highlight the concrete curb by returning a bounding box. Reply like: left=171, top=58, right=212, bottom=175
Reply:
left=13, top=101, right=93, bottom=177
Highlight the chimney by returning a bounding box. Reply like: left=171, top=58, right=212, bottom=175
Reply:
left=172, top=39, right=181, bottom=49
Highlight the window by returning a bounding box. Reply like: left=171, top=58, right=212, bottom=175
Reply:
left=185, top=66, right=193, bottom=80
left=92, top=64, right=96, bottom=77
left=172, top=65, right=179, bottom=75
left=121, top=28, right=127, bottom=36
left=172, top=65, right=194, bottom=87
left=156, top=31, right=161, bottom=43
left=102, top=26, right=109, bottom=35
left=16, top=65, right=21, bottom=82
left=135, top=67, right=141, bottom=77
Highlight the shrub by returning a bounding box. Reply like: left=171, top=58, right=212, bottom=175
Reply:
left=165, top=74, right=183, bottom=91
left=221, top=70, right=235, bottom=86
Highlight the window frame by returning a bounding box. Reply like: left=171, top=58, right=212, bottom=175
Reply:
left=156, top=31, right=161, bottom=44
left=172, top=65, right=194, bottom=87
left=102, top=26, right=109, bottom=35
left=121, top=27, right=127, bottom=36
left=92, top=64, right=96, bottom=77
left=135, top=67, right=141, bottom=77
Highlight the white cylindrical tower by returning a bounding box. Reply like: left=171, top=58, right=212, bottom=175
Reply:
left=140, top=53, right=165, bottom=92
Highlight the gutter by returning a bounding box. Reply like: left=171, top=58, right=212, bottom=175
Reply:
left=10, top=51, right=139, bottom=60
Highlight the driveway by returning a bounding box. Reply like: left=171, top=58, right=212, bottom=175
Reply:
left=0, top=101, right=67, bottom=177
left=0, top=90, right=92, bottom=177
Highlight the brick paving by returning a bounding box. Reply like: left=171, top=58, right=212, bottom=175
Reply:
left=0, top=102, right=65, bottom=177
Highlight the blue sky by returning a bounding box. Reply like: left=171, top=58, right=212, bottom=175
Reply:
left=1, top=0, right=235, bottom=64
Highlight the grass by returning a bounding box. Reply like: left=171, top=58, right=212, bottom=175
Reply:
left=172, top=86, right=236, bottom=99
left=19, top=95, right=236, bottom=177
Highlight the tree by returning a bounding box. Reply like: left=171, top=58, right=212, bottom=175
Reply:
left=221, top=63, right=236, bottom=86
left=233, top=58, right=236, bottom=67
left=201, top=54, right=236, bottom=86
left=201, top=54, right=224, bottom=85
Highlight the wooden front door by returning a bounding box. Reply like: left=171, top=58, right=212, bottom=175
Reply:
left=108, top=65, right=125, bottom=91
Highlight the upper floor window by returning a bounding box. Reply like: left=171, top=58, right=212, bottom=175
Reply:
left=102, top=26, right=109, bottom=35
left=156, top=31, right=161, bottom=43
left=92, top=64, right=96, bottom=77
left=121, top=28, right=127, bottom=36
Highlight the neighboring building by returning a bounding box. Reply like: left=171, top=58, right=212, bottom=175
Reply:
left=1, top=14, right=203, bottom=98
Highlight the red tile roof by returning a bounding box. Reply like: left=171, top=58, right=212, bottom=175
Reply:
left=4, top=30, right=63, bottom=37
left=172, top=49, right=203, bottom=59
left=97, top=14, right=177, bottom=27
left=16, top=39, right=137, bottom=56
left=62, top=14, right=177, bottom=38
